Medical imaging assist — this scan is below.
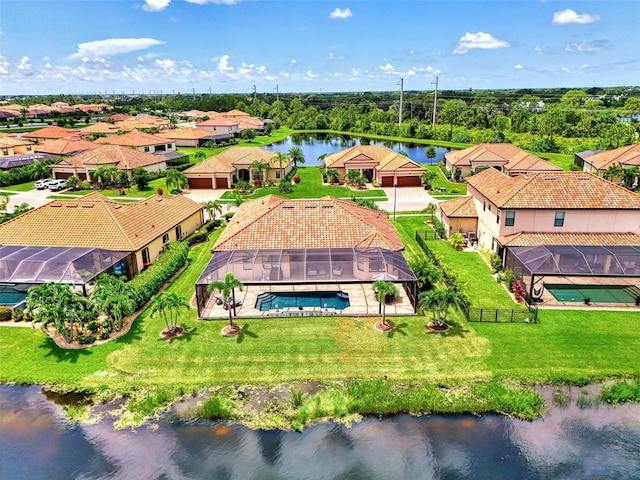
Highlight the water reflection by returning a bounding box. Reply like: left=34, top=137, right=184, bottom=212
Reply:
left=265, top=134, right=451, bottom=166
left=1, top=385, right=639, bottom=480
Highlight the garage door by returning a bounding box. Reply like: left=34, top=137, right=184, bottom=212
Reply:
left=396, top=176, right=421, bottom=187
left=55, top=172, right=72, bottom=179
left=188, top=177, right=213, bottom=189
left=215, top=178, right=229, bottom=189
left=381, top=176, right=394, bottom=187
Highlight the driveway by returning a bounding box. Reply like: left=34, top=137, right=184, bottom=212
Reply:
left=1, top=188, right=54, bottom=213
left=377, top=186, right=438, bottom=213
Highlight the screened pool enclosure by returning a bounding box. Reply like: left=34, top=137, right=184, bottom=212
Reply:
left=195, top=247, right=417, bottom=317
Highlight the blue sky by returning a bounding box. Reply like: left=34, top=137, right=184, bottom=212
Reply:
left=1, top=0, right=638, bottom=95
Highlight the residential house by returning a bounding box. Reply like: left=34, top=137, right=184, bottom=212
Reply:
left=0, top=193, right=204, bottom=305
left=156, top=127, right=215, bottom=148
left=437, top=195, right=478, bottom=238
left=94, top=129, right=176, bottom=154
left=581, top=144, right=640, bottom=179
left=444, top=143, right=561, bottom=179
left=322, top=145, right=425, bottom=186
left=78, top=122, right=121, bottom=139
left=184, top=146, right=293, bottom=189
left=22, top=126, right=81, bottom=143
left=0, top=135, right=49, bottom=169
left=34, top=137, right=101, bottom=157
left=51, top=144, right=167, bottom=181
left=195, top=117, right=240, bottom=140
left=195, top=195, right=417, bottom=318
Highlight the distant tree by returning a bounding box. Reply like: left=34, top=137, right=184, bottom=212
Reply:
left=288, top=146, right=305, bottom=167
left=241, top=128, right=256, bottom=141
left=418, top=287, right=467, bottom=330
left=132, top=167, right=151, bottom=189
left=425, top=145, right=437, bottom=163
left=271, top=151, right=289, bottom=180
left=440, top=99, right=467, bottom=138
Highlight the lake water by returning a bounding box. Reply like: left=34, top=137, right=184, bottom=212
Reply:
left=265, top=133, right=451, bottom=166
left=1, top=384, right=639, bottom=480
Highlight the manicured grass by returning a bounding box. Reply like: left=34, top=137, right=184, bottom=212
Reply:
left=425, top=165, right=467, bottom=196
left=220, top=166, right=387, bottom=200
left=0, top=181, right=36, bottom=192
left=60, top=178, right=169, bottom=199
left=536, top=152, right=575, bottom=171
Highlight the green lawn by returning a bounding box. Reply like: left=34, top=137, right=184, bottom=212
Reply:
left=425, top=165, right=467, bottom=196
left=0, top=181, right=36, bottom=192
left=61, top=178, right=170, bottom=199
left=220, top=166, right=387, bottom=200
left=536, top=152, right=575, bottom=171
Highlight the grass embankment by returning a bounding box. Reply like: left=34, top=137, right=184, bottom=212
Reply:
left=0, top=181, right=36, bottom=192
left=1, top=216, right=639, bottom=429
left=220, top=166, right=387, bottom=200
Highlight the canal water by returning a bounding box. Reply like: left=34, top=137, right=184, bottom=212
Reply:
left=265, top=133, right=451, bottom=166
left=1, top=384, right=639, bottom=479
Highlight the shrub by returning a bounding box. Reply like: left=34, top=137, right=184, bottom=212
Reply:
left=12, top=309, right=24, bottom=321
left=86, top=321, right=100, bottom=333
left=199, top=395, right=235, bottom=420
left=292, top=175, right=301, bottom=184
left=430, top=218, right=447, bottom=239
left=489, top=253, right=502, bottom=272
left=511, top=279, right=525, bottom=302
left=78, top=334, right=96, bottom=345
left=0, top=306, right=12, bottom=321
left=503, top=269, right=516, bottom=289
left=253, top=178, right=261, bottom=187
left=99, top=330, right=110, bottom=340
left=449, top=232, right=466, bottom=251
left=223, top=212, right=234, bottom=221
left=186, top=233, right=208, bottom=246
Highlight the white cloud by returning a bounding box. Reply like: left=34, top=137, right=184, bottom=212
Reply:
left=70, top=38, right=164, bottom=59
left=185, top=0, right=243, bottom=5
left=155, top=59, right=177, bottom=70
left=326, top=52, right=345, bottom=60
left=290, top=59, right=297, bottom=65
left=453, top=32, right=510, bottom=54
left=553, top=9, right=600, bottom=25
left=535, top=45, right=544, bottom=55
left=143, top=0, right=171, bottom=12
left=565, top=41, right=605, bottom=52
left=329, top=7, right=353, bottom=19
left=304, top=70, right=318, bottom=80
left=0, top=56, right=9, bottom=75
left=515, top=64, right=524, bottom=69
left=379, top=63, right=394, bottom=72
left=17, top=56, right=32, bottom=73
left=216, top=54, right=233, bottom=73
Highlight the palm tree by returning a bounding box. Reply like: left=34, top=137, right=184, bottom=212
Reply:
left=421, top=202, right=438, bottom=219
left=194, top=150, right=207, bottom=162
left=91, top=275, right=136, bottom=331
left=91, top=166, right=110, bottom=188
left=372, top=280, right=398, bottom=329
left=622, top=166, right=640, bottom=189
left=203, top=200, right=223, bottom=221
left=208, top=273, right=244, bottom=332
left=345, top=169, right=362, bottom=186
left=418, top=287, right=468, bottom=329
left=420, top=171, right=438, bottom=190
left=325, top=169, right=340, bottom=184
left=164, top=292, right=189, bottom=334
left=151, top=294, right=171, bottom=333
left=227, top=191, right=245, bottom=211
left=603, top=164, right=623, bottom=183
left=166, top=168, right=188, bottom=191
left=30, top=160, right=52, bottom=180
left=317, top=153, right=327, bottom=167
left=271, top=151, right=289, bottom=181
left=249, top=159, right=269, bottom=182
left=288, top=147, right=305, bottom=167
left=0, top=193, right=8, bottom=213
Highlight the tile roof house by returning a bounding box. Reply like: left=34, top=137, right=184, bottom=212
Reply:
left=78, top=122, right=121, bottom=138
left=184, top=146, right=293, bottom=189
left=22, top=126, right=81, bottom=143
left=195, top=195, right=417, bottom=317
left=0, top=136, right=48, bottom=169
left=445, top=143, right=561, bottom=179
left=94, top=129, right=176, bottom=154
left=51, top=144, right=167, bottom=181
left=323, top=145, right=425, bottom=187
left=156, top=127, right=214, bottom=148
left=195, top=117, right=240, bottom=139
left=437, top=195, right=478, bottom=237
left=582, top=144, right=640, bottom=177
left=34, top=137, right=101, bottom=156
left=0, top=193, right=204, bottom=285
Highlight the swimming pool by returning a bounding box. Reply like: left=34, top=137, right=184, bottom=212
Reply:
left=0, top=286, right=28, bottom=308
left=255, top=291, right=350, bottom=311
left=546, top=284, right=640, bottom=304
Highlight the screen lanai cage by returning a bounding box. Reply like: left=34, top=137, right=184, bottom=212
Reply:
left=0, top=246, right=134, bottom=308
left=505, top=244, right=640, bottom=302
left=195, top=247, right=418, bottom=317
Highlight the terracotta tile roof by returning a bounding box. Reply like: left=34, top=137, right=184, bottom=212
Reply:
left=586, top=144, right=640, bottom=170
left=214, top=195, right=404, bottom=251
left=196, top=118, right=239, bottom=127
left=0, top=193, right=203, bottom=252
left=439, top=196, right=478, bottom=218
left=184, top=147, right=287, bottom=174
left=57, top=144, right=166, bottom=169
left=79, top=123, right=121, bottom=135
left=95, top=129, right=169, bottom=147
left=221, top=109, right=250, bottom=117
left=0, top=137, right=33, bottom=148
left=35, top=138, right=101, bottom=155
left=22, top=126, right=81, bottom=140
left=466, top=168, right=640, bottom=210
left=324, top=145, right=423, bottom=172
left=498, top=231, right=640, bottom=247
left=156, top=127, right=212, bottom=140
left=104, top=114, right=133, bottom=123
left=446, top=144, right=558, bottom=174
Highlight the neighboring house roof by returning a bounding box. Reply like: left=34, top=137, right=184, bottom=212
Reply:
left=221, top=109, right=250, bottom=118
left=498, top=232, right=640, bottom=247
left=0, top=192, right=203, bottom=252
left=184, top=146, right=286, bottom=174
left=466, top=167, right=640, bottom=210
left=34, top=137, right=101, bottom=155
left=79, top=123, right=121, bottom=135
left=446, top=144, right=558, bottom=173
left=117, top=116, right=170, bottom=131
left=439, top=195, right=478, bottom=218
left=214, top=195, right=404, bottom=251
left=95, top=129, right=169, bottom=147
left=196, top=118, right=239, bottom=128
left=156, top=127, right=213, bottom=140
left=324, top=145, right=424, bottom=172
left=22, top=126, right=81, bottom=140
left=0, top=136, right=33, bottom=149
left=56, top=144, right=166, bottom=170
left=584, top=144, right=640, bottom=170
left=104, top=113, right=133, bottom=123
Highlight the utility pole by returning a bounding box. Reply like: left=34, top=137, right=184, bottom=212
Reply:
left=275, top=84, right=279, bottom=101
left=252, top=85, right=257, bottom=100
left=398, top=78, right=404, bottom=125
left=431, top=76, right=439, bottom=127
left=192, top=88, right=196, bottom=101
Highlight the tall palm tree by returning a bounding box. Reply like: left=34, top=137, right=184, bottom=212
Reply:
left=164, top=292, right=189, bottom=333
left=249, top=159, right=269, bottom=182
left=271, top=151, right=289, bottom=182
left=165, top=168, right=188, bottom=191
left=91, top=275, right=135, bottom=331
left=288, top=147, right=305, bottom=167
left=207, top=273, right=244, bottom=330
left=603, top=164, right=623, bottom=183
left=418, top=287, right=467, bottom=328
left=151, top=294, right=171, bottom=333
left=372, top=280, right=398, bottom=328
left=91, top=166, right=109, bottom=188
left=325, top=169, right=339, bottom=184
left=420, top=171, right=438, bottom=190
left=227, top=192, right=245, bottom=211
left=622, top=166, right=640, bottom=189
left=103, top=166, right=120, bottom=186
left=203, top=200, right=223, bottom=221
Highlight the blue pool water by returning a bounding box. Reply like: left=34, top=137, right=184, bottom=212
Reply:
left=255, top=291, right=350, bottom=311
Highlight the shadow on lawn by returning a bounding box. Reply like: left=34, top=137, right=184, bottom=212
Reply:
left=39, top=337, right=93, bottom=363
left=387, top=322, right=408, bottom=339
left=161, top=325, right=199, bottom=343
left=236, top=323, right=258, bottom=344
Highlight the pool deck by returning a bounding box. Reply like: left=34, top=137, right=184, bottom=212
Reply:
left=199, top=283, right=415, bottom=319
left=534, top=275, right=640, bottom=309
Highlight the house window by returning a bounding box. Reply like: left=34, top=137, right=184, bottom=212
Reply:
left=1, top=149, right=7, bottom=156
left=505, top=211, right=515, bottom=227
left=162, top=233, right=169, bottom=244
left=497, top=215, right=500, bottom=224
left=26, top=145, right=32, bottom=151
left=483, top=202, right=486, bottom=211
left=142, top=247, right=150, bottom=267
left=175, top=225, right=182, bottom=240
left=554, top=211, right=565, bottom=227
left=167, top=143, right=172, bottom=149
left=275, top=171, right=281, bottom=179
left=144, top=146, right=150, bottom=152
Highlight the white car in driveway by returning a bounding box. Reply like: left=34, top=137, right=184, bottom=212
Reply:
left=47, top=179, right=68, bottom=191
left=35, top=178, right=53, bottom=190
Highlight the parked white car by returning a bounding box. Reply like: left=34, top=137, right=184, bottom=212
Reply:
left=35, top=178, right=53, bottom=190
left=47, top=179, right=68, bottom=191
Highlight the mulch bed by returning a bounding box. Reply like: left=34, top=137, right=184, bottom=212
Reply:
left=374, top=321, right=394, bottom=333
left=221, top=324, right=242, bottom=337
left=160, top=326, right=185, bottom=339
left=427, top=322, right=451, bottom=333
